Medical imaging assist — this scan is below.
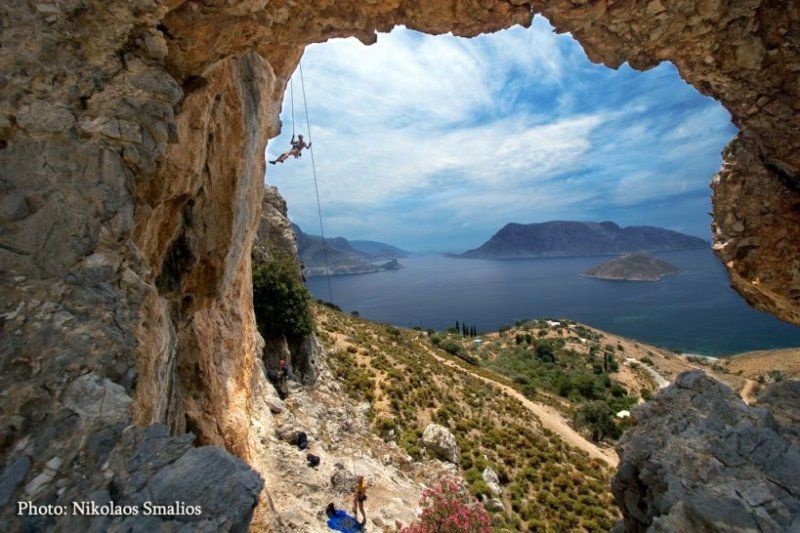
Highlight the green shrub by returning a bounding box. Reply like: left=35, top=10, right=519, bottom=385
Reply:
left=253, top=260, right=313, bottom=340
left=573, top=374, right=603, bottom=401
left=439, top=340, right=465, bottom=357
left=535, top=342, right=557, bottom=363
left=574, top=401, right=620, bottom=442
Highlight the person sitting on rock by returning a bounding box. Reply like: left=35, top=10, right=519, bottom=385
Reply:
left=269, top=134, right=311, bottom=164
left=352, top=475, right=369, bottom=526
left=278, top=358, right=289, bottom=385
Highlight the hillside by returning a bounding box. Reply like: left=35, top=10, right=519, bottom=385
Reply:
left=583, top=252, right=680, bottom=281
left=316, top=305, right=619, bottom=531
left=349, top=240, right=410, bottom=259
left=312, top=305, right=794, bottom=530
left=293, top=225, right=405, bottom=276
left=458, top=221, right=707, bottom=259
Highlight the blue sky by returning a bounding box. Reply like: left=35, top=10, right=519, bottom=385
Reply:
left=265, top=16, right=736, bottom=253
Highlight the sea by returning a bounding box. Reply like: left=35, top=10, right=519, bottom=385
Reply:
left=307, top=249, right=800, bottom=356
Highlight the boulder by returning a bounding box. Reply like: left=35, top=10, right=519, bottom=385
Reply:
left=23, top=425, right=264, bottom=532
left=480, top=494, right=505, bottom=512
left=0, top=456, right=30, bottom=506
left=482, top=467, right=502, bottom=495
left=135, top=446, right=263, bottom=531
left=612, top=371, right=800, bottom=532
left=420, top=424, right=460, bottom=464
left=266, top=397, right=285, bottom=414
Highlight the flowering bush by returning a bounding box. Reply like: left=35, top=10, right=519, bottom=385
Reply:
left=401, top=478, right=493, bottom=533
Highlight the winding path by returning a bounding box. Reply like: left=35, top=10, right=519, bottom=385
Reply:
left=626, top=357, right=670, bottom=389
left=426, top=348, right=619, bottom=467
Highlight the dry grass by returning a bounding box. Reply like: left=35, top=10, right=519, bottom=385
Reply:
left=315, top=305, right=619, bottom=532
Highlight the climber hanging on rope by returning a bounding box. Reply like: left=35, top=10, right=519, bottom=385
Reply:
left=269, top=134, right=311, bottom=165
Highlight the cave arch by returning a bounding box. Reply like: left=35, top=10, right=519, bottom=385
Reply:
left=0, top=0, right=797, bottom=528
left=148, top=1, right=798, bottom=448
left=159, top=0, right=800, bottom=326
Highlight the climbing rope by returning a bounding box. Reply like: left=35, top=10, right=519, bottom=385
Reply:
left=298, top=61, right=335, bottom=305
left=290, top=77, right=295, bottom=138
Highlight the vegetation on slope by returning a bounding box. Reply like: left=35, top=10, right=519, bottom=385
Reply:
left=252, top=258, right=313, bottom=341
left=316, top=304, right=618, bottom=532
left=442, top=320, right=641, bottom=442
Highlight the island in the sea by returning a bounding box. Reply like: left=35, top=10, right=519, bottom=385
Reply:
left=456, top=220, right=707, bottom=259
left=294, top=224, right=408, bottom=276
left=584, top=252, right=680, bottom=281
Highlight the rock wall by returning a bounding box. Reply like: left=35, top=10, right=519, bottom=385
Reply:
left=1, top=0, right=799, bottom=530
left=612, top=371, right=800, bottom=532
left=253, top=186, right=319, bottom=385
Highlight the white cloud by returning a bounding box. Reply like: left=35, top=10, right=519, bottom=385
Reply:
left=611, top=171, right=694, bottom=207
left=265, top=17, right=735, bottom=249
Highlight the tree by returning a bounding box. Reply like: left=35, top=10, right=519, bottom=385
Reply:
left=573, top=374, right=602, bottom=400
left=400, top=478, right=492, bottom=533
left=440, top=340, right=465, bottom=357
left=252, top=259, right=313, bottom=341
left=574, top=400, right=620, bottom=442
left=535, top=342, right=556, bottom=363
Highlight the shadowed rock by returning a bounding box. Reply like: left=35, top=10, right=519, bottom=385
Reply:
left=612, top=371, right=800, bottom=532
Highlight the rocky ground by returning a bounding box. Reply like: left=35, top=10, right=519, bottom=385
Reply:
left=248, top=340, right=455, bottom=532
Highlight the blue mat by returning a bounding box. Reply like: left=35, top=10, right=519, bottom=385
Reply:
left=327, top=509, right=364, bottom=532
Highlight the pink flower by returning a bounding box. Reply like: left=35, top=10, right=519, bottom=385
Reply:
left=400, top=477, right=493, bottom=533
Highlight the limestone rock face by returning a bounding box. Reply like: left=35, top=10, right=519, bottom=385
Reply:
left=612, top=371, right=800, bottom=532
left=63, top=372, right=133, bottom=424
left=1, top=0, right=275, bottom=523
left=421, top=423, right=460, bottom=464
left=1, top=0, right=800, bottom=529
left=252, top=186, right=299, bottom=268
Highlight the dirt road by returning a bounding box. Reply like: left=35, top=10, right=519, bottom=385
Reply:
left=427, top=349, right=619, bottom=467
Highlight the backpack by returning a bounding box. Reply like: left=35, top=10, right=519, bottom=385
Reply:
left=307, top=453, right=321, bottom=468
left=297, top=431, right=308, bottom=450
